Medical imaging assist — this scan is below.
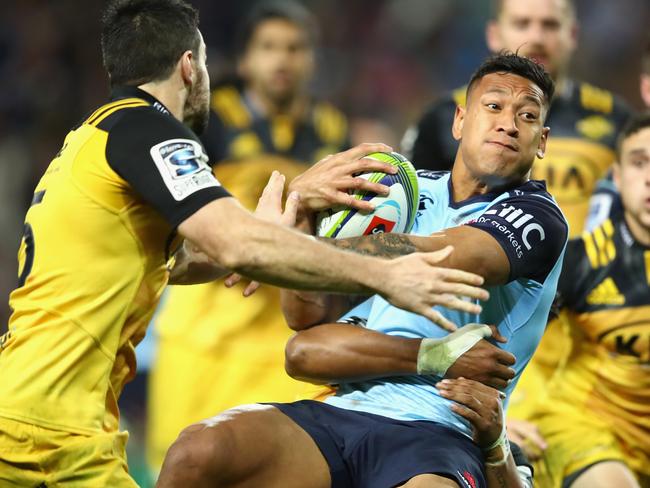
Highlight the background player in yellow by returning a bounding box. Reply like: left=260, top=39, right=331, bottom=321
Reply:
left=527, top=112, right=650, bottom=488
left=146, top=2, right=350, bottom=472
left=0, top=1, right=491, bottom=486
left=401, top=0, right=630, bottom=442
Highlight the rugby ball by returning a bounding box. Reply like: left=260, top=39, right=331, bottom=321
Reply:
left=316, top=152, right=419, bottom=239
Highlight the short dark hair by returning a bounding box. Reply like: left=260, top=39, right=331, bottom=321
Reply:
left=101, top=0, right=201, bottom=87
left=467, top=52, right=555, bottom=107
left=490, top=0, right=575, bottom=20
left=235, top=1, right=317, bottom=57
left=616, top=111, right=650, bottom=159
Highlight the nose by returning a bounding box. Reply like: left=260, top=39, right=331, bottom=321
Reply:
left=495, top=109, right=519, bottom=138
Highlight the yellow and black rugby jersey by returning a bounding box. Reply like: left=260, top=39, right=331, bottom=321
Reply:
left=548, top=213, right=650, bottom=456
left=202, top=83, right=349, bottom=166
left=0, top=86, right=230, bottom=434
left=404, top=80, right=631, bottom=236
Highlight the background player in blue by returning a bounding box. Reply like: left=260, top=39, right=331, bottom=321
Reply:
left=157, top=54, right=568, bottom=488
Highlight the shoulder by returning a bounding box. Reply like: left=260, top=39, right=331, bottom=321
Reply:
left=494, top=181, right=568, bottom=233
left=105, top=106, right=202, bottom=162
left=574, top=81, right=632, bottom=124
left=209, top=84, right=251, bottom=129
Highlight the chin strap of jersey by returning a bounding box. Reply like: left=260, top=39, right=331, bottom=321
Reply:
left=416, top=323, right=492, bottom=376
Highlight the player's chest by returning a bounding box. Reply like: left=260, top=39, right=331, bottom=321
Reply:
left=571, top=255, right=650, bottom=363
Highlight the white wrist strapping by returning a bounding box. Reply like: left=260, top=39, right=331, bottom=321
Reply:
left=416, top=323, right=492, bottom=376
left=483, top=427, right=511, bottom=467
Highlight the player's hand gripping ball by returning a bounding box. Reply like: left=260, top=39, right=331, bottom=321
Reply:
left=316, top=152, right=419, bottom=238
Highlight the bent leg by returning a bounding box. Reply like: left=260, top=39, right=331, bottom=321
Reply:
left=156, top=404, right=330, bottom=488
left=569, top=461, right=640, bottom=488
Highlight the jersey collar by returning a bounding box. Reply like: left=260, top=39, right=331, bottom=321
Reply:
left=110, top=86, right=172, bottom=116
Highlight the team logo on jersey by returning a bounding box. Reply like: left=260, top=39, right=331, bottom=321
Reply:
left=457, top=470, right=477, bottom=488
left=479, top=203, right=546, bottom=258
left=576, top=115, right=614, bottom=141
left=150, top=138, right=221, bottom=201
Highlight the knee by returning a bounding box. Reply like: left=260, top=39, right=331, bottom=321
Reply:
left=158, top=421, right=235, bottom=485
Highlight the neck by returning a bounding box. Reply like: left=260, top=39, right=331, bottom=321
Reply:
left=624, top=211, right=650, bottom=247
left=552, top=70, right=570, bottom=98
left=138, top=80, right=185, bottom=122
left=450, top=152, right=527, bottom=202
left=246, top=87, right=307, bottom=120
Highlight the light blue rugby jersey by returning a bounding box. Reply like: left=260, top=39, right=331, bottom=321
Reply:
left=325, top=170, right=569, bottom=437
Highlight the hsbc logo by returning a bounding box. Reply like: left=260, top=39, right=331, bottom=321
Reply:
left=483, top=204, right=545, bottom=251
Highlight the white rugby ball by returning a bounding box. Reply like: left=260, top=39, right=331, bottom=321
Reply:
left=316, top=152, right=419, bottom=239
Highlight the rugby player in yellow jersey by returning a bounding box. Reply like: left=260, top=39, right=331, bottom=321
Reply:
left=527, top=112, right=650, bottom=488
left=146, top=2, right=349, bottom=472
left=0, top=1, right=490, bottom=486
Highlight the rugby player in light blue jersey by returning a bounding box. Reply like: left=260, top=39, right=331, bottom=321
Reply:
left=158, top=53, right=567, bottom=488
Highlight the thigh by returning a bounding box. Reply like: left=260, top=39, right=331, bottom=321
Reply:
left=160, top=403, right=331, bottom=488
left=397, top=474, right=460, bottom=487
left=351, top=418, right=485, bottom=488
left=568, top=461, right=640, bottom=488
left=46, top=430, right=137, bottom=488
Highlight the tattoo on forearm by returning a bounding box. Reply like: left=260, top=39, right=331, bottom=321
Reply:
left=318, top=233, right=418, bottom=259
left=492, top=467, right=508, bottom=488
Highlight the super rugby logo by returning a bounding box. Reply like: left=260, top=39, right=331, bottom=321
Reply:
left=150, top=138, right=220, bottom=201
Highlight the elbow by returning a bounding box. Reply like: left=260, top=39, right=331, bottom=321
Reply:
left=201, top=231, right=249, bottom=271
left=284, top=334, right=306, bottom=379
left=284, top=334, right=314, bottom=380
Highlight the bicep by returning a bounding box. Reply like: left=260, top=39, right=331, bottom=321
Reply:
left=420, top=226, right=511, bottom=285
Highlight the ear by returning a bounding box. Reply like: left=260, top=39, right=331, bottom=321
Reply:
left=180, top=50, right=194, bottom=86
left=612, top=161, right=621, bottom=191
left=536, top=126, right=550, bottom=159
left=485, top=20, right=502, bottom=53
left=452, top=104, right=465, bottom=141
left=641, top=74, right=650, bottom=109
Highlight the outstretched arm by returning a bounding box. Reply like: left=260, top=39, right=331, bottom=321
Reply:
left=281, top=227, right=506, bottom=330
left=177, top=146, right=488, bottom=328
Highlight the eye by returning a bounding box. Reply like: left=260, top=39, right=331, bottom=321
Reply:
left=486, top=103, right=500, bottom=110
left=521, top=112, right=538, bottom=121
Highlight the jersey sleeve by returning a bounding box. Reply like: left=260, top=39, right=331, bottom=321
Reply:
left=467, top=194, right=568, bottom=283
left=106, top=108, right=231, bottom=228
left=401, top=98, right=458, bottom=171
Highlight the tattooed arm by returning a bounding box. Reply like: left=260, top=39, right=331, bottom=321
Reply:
left=281, top=226, right=504, bottom=330
left=320, top=226, right=510, bottom=284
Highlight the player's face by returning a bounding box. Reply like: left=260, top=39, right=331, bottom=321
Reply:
left=454, top=73, right=549, bottom=187
left=614, top=127, right=650, bottom=233
left=184, top=31, right=210, bottom=134
left=239, top=19, right=314, bottom=106
left=487, top=0, right=576, bottom=79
